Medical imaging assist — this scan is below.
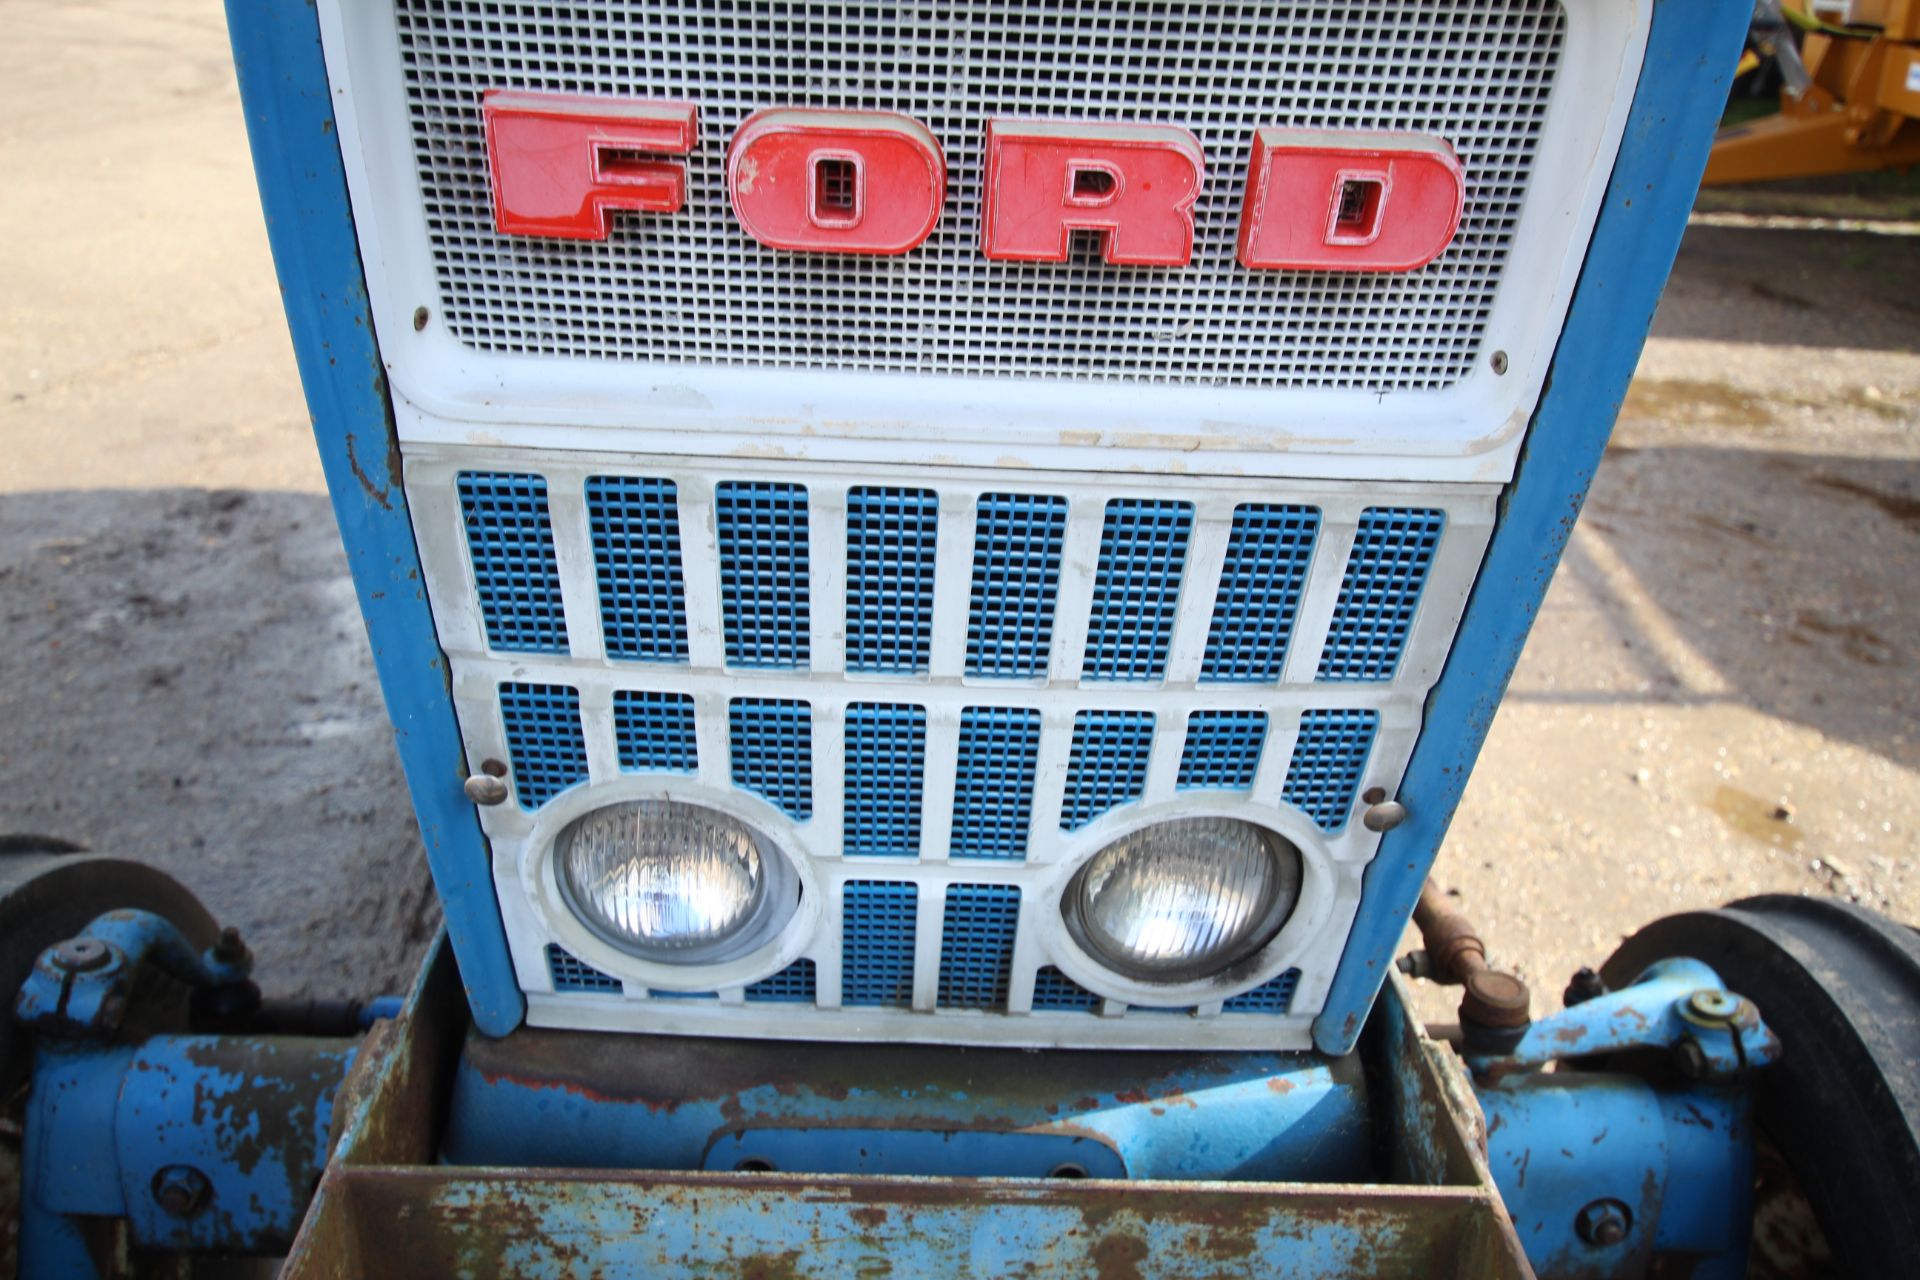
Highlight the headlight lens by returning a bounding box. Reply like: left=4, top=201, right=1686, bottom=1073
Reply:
left=1064, top=818, right=1301, bottom=982
left=555, top=801, right=789, bottom=965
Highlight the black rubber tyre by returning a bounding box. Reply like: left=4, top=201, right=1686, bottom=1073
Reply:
left=1601, top=895, right=1920, bottom=1278
left=0, top=853, right=220, bottom=1100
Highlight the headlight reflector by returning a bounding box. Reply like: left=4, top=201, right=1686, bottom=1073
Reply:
left=1064, top=818, right=1301, bottom=982
left=555, top=801, right=790, bottom=965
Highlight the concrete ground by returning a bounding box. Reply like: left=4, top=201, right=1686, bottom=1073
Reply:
left=3, top=0, right=1916, bottom=1016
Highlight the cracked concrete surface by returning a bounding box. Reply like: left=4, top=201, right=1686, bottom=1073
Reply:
left=2, top=1, right=1916, bottom=1015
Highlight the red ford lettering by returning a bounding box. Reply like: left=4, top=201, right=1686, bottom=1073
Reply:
left=482, top=90, right=697, bottom=240
left=728, top=109, right=945, bottom=255
left=1236, top=129, right=1463, bottom=272
left=481, top=97, right=1459, bottom=278
left=980, top=120, right=1206, bottom=267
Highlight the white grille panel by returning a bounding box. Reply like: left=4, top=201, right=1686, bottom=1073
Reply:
left=392, top=0, right=1567, bottom=391
left=407, top=448, right=1496, bottom=1049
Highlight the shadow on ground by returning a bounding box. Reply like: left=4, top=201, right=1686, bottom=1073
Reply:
left=1653, top=223, right=1920, bottom=352
left=0, top=487, right=439, bottom=999
left=1522, top=443, right=1918, bottom=768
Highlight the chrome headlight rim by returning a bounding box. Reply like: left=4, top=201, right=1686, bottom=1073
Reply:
left=553, top=798, right=802, bottom=967
left=522, top=780, right=820, bottom=989
left=1059, top=815, right=1305, bottom=987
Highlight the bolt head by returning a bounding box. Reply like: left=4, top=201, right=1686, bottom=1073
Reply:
left=464, top=773, right=510, bottom=806
left=51, top=938, right=111, bottom=973
left=1575, top=1198, right=1632, bottom=1248
left=1688, top=988, right=1740, bottom=1021
left=151, top=1164, right=212, bottom=1218
left=1562, top=966, right=1607, bottom=1008
left=1362, top=800, right=1408, bottom=833
left=1673, top=1039, right=1710, bottom=1080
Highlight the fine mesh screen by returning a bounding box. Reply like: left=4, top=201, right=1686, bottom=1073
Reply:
left=392, top=0, right=1567, bottom=391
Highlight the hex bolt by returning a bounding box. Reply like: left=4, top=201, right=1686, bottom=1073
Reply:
left=1563, top=966, right=1607, bottom=1008
left=1575, top=1199, right=1631, bottom=1247
left=464, top=773, right=510, bottom=806
left=152, top=1165, right=212, bottom=1218
left=212, top=925, right=249, bottom=966
left=1362, top=800, right=1408, bottom=833
left=51, top=938, right=111, bottom=973
left=1673, top=1038, right=1710, bottom=1080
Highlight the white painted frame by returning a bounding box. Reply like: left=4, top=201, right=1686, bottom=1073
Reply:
left=316, top=0, right=1649, bottom=486
left=408, top=444, right=1495, bottom=1049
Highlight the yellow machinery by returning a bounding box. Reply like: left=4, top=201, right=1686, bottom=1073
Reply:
left=1705, top=0, right=1920, bottom=183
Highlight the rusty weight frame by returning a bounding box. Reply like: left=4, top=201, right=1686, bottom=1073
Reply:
left=283, top=942, right=1532, bottom=1278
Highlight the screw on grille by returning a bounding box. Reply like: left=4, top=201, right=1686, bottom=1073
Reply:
left=413, top=306, right=430, bottom=331
left=1490, top=349, right=1509, bottom=375
left=1363, top=802, right=1408, bottom=832
left=464, top=761, right=510, bottom=806
left=1361, top=785, right=1408, bottom=833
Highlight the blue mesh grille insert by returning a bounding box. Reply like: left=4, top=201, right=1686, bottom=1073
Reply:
left=937, top=884, right=1021, bottom=1009
left=458, top=472, right=568, bottom=653
left=1201, top=504, right=1322, bottom=682
left=1284, top=709, right=1380, bottom=831
left=1030, top=966, right=1101, bottom=1012
left=500, top=683, right=589, bottom=809
left=1060, top=710, right=1156, bottom=831
left=745, top=959, right=817, bottom=1004
left=729, top=698, right=813, bottom=819
left=1178, top=710, right=1269, bottom=791
left=649, top=989, right=718, bottom=999
left=1317, top=508, right=1445, bottom=681
left=716, top=481, right=811, bottom=669
left=613, top=690, right=698, bottom=773
left=1224, top=968, right=1302, bottom=1014
left=1083, top=499, right=1193, bottom=681
left=966, top=493, right=1068, bottom=678
left=843, top=703, right=926, bottom=858
left=586, top=475, right=689, bottom=663
left=547, top=944, right=621, bottom=994
left=950, top=707, right=1041, bottom=861
left=845, top=487, right=937, bottom=674
left=842, top=881, right=917, bottom=1007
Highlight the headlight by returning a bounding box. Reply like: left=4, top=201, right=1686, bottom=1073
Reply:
left=1063, top=818, right=1301, bottom=982
left=555, top=800, right=794, bottom=965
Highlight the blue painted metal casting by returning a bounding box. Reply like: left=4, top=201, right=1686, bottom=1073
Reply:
left=1469, top=957, right=1776, bottom=1279
left=14, top=910, right=249, bottom=1040
left=1467, top=957, right=1782, bottom=1079
left=20, top=1036, right=355, bottom=1275
left=441, top=1030, right=1373, bottom=1183
left=13, top=911, right=356, bottom=1277
left=1480, top=1078, right=1754, bottom=1279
